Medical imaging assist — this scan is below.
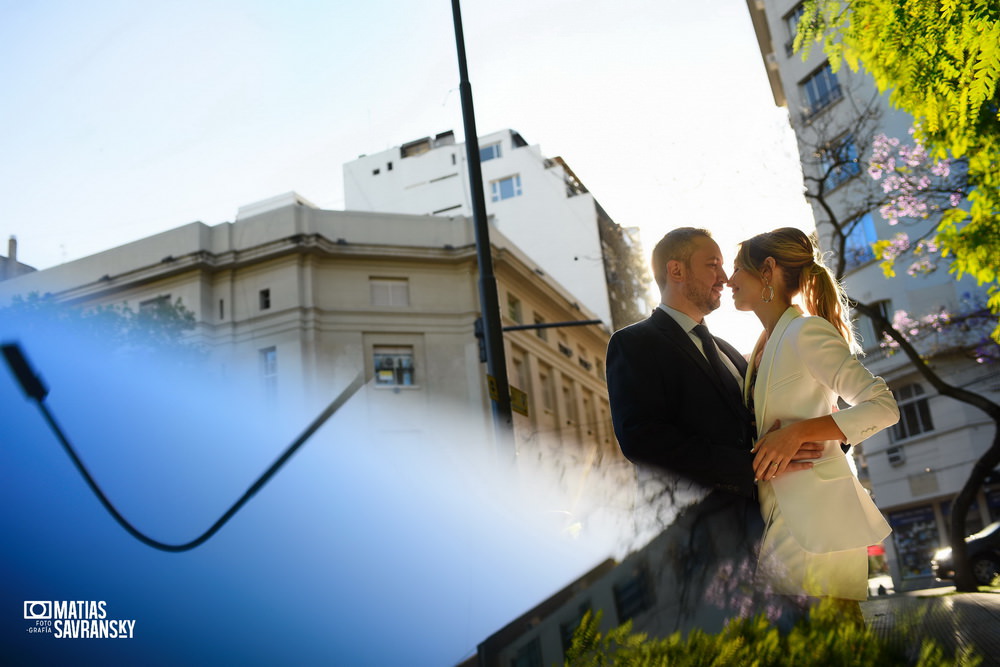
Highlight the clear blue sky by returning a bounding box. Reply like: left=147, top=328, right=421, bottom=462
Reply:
left=1, top=2, right=814, bottom=663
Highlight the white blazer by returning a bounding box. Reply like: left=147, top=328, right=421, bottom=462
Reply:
left=746, top=307, right=899, bottom=553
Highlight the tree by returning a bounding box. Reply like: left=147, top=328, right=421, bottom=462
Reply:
left=785, top=78, right=1000, bottom=590
left=1, top=292, right=203, bottom=361
left=790, top=0, right=1000, bottom=593
left=798, top=0, right=1000, bottom=336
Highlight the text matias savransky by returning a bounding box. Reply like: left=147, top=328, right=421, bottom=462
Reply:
left=24, top=600, right=136, bottom=639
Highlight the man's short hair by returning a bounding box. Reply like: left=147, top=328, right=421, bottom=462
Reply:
left=651, top=227, right=713, bottom=290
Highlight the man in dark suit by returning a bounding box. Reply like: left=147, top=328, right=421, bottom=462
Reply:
left=606, top=227, right=818, bottom=633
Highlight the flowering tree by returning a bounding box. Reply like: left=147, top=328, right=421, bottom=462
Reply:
left=787, top=96, right=999, bottom=592
left=793, top=0, right=1000, bottom=591
left=799, top=0, right=1000, bottom=333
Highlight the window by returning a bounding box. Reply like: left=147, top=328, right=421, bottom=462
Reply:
left=562, top=381, right=578, bottom=424
left=374, top=345, right=415, bottom=386
left=507, top=293, right=522, bottom=323
left=372, top=168, right=380, bottom=176
left=800, top=62, right=842, bottom=117
left=539, top=362, right=555, bottom=412
left=490, top=174, right=522, bottom=202
left=892, top=383, right=934, bottom=441
left=479, top=142, right=501, bottom=162
left=613, top=564, right=655, bottom=622
left=844, top=213, right=877, bottom=270
left=370, top=277, right=409, bottom=307
left=260, top=347, right=277, bottom=398
left=139, top=294, right=170, bottom=314
left=820, top=134, right=861, bottom=190
left=560, top=602, right=592, bottom=654
left=784, top=3, right=805, bottom=56
left=219, top=298, right=225, bottom=320
left=511, top=347, right=529, bottom=393
left=259, top=288, right=271, bottom=310
left=533, top=313, right=548, bottom=341
left=856, top=299, right=890, bottom=352
left=512, top=637, right=542, bottom=667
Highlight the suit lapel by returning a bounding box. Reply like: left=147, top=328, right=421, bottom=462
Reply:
left=753, top=306, right=800, bottom=428
left=651, top=309, right=746, bottom=415
left=650, top=309, right=716, bottom=382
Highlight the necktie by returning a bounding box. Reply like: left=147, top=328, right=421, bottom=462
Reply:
left=692, top=324, right=742, bottom=402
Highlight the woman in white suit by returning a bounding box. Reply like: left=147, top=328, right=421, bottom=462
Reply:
left=728, top=227, right=899, bottom=620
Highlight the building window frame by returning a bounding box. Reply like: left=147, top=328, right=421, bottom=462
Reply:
left=370, top=277, right=410, bottom=307
left=800, top=61, right=842, bottom=118
left=511, top=636, right=542, bottom=667
left=820, top=133, right=861, bottom=190
left=613, top=563, right=655, bottom=622
left=490, top=174, right=522, bottom=202
left=856, top=299, right=891, bottom=353
left=783, top=2, right=805, bottom=56
left=479, top=142, right=502, bottom=162
left=844, top=212, right=878, bottom=270
left=507, top=293, right=523, bottom=323
left=373, top=345, right=416, bottom=387
left=139, top=294, right=171, bottom=314
left=891, top=383, right=935, bottom=442
left=260, top=346, right=278, bottom=399
left=259, top=288, right=271, bottom=311
left=533, top=313, right=548, bottom=341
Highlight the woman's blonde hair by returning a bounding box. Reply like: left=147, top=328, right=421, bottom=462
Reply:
left=736, top=227, right=860, bottom=353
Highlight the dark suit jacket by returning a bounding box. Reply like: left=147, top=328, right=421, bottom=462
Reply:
left=606, top=308, right=757, bottom=499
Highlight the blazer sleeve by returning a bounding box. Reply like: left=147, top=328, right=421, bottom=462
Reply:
left=606, top=327, right=756, bottom=498
left=792, top=317, right=900, bottom=445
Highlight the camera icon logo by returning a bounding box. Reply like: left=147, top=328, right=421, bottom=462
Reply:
left=24, top=601, right=52, bottom=620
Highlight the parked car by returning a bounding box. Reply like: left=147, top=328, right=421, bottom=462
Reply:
left=931, top=521, right=1000, bottom=585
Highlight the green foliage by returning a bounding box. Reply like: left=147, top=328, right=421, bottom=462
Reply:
left=798, top=0, right=1000, bottom=340
left=566, top=601, right=981, bottom=666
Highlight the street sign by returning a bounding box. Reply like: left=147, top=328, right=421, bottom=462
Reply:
left=510, top=386, right=529, bottom=416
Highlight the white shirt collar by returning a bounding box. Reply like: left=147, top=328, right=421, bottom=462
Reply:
left=659, top=303, right=701, bottom=333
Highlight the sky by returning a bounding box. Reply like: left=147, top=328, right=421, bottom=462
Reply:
left=2, top=1, right=815, bottom=664
left=0, top=0, right=813, bottom=354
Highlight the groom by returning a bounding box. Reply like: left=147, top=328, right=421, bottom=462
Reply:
left=606, top=227, right=818, bottom=633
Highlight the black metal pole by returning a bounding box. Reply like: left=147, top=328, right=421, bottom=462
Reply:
left=451, top=0, right=514, bottom=457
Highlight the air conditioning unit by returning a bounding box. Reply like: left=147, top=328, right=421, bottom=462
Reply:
left=887, top=446, right=905, bottom=467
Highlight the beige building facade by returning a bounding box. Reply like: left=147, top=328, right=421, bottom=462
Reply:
left=0, top=195, right=629, bottom=507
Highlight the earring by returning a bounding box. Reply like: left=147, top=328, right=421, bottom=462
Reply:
left=761, top=283, right=774, bottom=303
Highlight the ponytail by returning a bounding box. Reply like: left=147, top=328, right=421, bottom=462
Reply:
left=801, top=260, right=860, bottom=354
left=738, top=227, right=861, bottom=354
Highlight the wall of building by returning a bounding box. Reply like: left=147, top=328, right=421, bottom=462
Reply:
left=0, top=201, right=627, bottom=520
left=344, top=129, right=615, bottom=327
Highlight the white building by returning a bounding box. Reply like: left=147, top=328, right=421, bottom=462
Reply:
left=344, top=129, right=647, bottom=331
left=747, top=0, right=1000, bottom=589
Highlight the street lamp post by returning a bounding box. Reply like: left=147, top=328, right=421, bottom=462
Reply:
left=451, top=0, right=514, bottom=457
